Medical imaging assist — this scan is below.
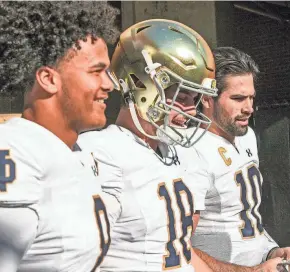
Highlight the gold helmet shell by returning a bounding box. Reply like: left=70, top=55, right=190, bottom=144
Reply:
left=111, top=19, right=217, bottom=147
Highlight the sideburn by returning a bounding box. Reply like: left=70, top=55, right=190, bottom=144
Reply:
left=60, top=85, right=80, bottom=131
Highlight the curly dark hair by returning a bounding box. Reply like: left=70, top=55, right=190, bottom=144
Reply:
left=0, top=1, right=120, bottom=96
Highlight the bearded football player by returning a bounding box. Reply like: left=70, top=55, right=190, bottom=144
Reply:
left=177, top=47, right=288, bottom=272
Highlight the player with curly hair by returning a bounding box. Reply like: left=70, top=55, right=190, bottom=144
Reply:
left=0, top=2, right=120, bottom=271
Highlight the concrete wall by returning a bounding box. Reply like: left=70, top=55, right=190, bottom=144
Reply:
left=121, top=1, right=228, bottom=48
left=234, top=7, right=290, bottom=105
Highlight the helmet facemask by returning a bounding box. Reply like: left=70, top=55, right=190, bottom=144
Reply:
left=120, top=49, right=217, bottom=148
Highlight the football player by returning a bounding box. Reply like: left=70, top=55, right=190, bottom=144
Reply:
left=177, top=47, right=288, bottom=271
left=0, top=2, right=119, bottom=271
left=78, top=19, right=218, bottom=272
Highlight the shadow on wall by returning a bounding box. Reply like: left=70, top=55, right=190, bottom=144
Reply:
left=255, top=108, right=290, bottom=246
left=105, top=89, right=122, bottom=127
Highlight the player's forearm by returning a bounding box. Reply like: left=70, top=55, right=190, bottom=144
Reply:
left=193, top=248, right=264, bottom=272
left=191, top=248, right=213, bottom=272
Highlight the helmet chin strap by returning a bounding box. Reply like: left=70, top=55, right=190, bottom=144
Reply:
left=128, top=97, right=180, bottom=145
left=141, top=49, right=161, bottom=77
left=128, top=99, right=160, bottom=141
left=129, top=96, right=184, bottom=145
left=141, top=49, right=179, bottom=145
left=119, top=78, right=159, bottom=141
left=123, top=50, right=169, bottom=143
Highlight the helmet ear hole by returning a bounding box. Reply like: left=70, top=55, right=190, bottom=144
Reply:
left=129, top=74, right=146, bottom=89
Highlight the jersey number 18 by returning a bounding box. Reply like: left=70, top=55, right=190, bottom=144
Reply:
left=158, top=179, right=194, bottom=270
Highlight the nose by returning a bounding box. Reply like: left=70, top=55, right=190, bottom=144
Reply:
left=101, top=71, right=114, bottom=92
left=242, top=98, right=254, bottom=115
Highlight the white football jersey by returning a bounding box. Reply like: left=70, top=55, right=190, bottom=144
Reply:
left=78, top=125, right=196, bottom=272
left=0, top=118, right=109, bottom=272
left=177, top=127, right=278, bottom=265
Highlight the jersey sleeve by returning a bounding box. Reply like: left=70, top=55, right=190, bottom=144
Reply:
left=0, top=139, right=42, bottom=207
left=185, top=164, right=211, bottom=211
left=181, top=148, right=212, bottom=212
left=262, top=230, right=279, bottom=262
left=93, top=147, right=123, bottom=227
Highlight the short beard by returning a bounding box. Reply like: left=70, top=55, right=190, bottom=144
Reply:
left=213, top=102, right=248, bottom=137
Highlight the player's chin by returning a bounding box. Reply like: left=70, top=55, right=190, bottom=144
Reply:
left=93, top=115, right=107, bottom=129
left=85, top=112, right=107, bottom=130
left=235, top=125, right=248, bottom=136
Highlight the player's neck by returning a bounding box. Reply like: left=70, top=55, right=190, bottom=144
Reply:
left=116, top=108, right=159, bottom=151
left=202, top=121, right=235, bottom=144
left=22, top=102, right=77, bottom=150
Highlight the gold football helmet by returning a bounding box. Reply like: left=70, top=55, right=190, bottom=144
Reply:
left=111, top=19, right=217, bottom=147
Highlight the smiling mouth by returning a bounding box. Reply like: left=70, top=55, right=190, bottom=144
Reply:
left=171, top=116, right=187, bottom=127
left=94, top=95, right=109, bottom=103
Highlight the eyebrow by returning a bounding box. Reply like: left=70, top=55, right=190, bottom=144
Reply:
left=230, top=93, right=256, bottom=98
left=90, top=62, right=107, bottom=69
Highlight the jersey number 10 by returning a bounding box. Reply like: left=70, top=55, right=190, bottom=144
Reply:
left=235, top=164, right=264, bottom=239
left=158, top=179, right=194, bottom=269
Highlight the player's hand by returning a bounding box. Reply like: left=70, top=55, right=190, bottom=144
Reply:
left=268, top=248, right=290, bottom=271
left=253, top=257, right=283, bottom=272
left=269, top=248, right=290, bottom=260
